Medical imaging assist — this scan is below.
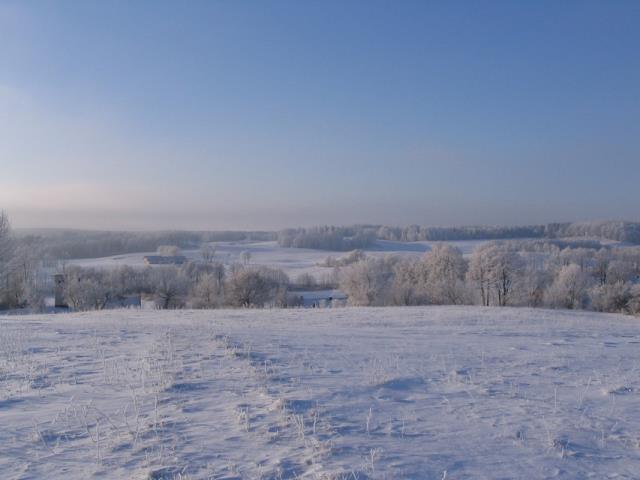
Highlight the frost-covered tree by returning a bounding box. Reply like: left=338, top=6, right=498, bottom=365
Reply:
left=559, top=247, right=594, bottom=270
left=63, top=267, right=111, bottom=311
left=594, top=249, right=612, bottom=285
left=424, top=244, right=467, bottom=304
left=518, top=260, right=552, bottom=307
left=189, top=273, right=223, bottom=308
left=107, top=265, right=148, bottom=299
left=225, top=267, right=286, bottom=307
left=606, top=260, right=634, bottom=284
left=628, top=285, right=640, bottom=316
left=547, top=264, right=593, bottom=310
left=295, top=272, right=317, bottom=289
left=589, top=282, right=631, bottom=313
left=468, top=243, right=523, bottom=306
left=488, top=246, right=524, bottom=307
left=3, top=238, right=47, bottom=309
left=390, top=259, right=429, bottom=306
left=24, top=281, right=48, bottom=313
left=0, top=212, right=15, bottom=308
left=150, top=267, right=188, bottom=309
left=340, top=257, right=396, bottom=306
left=208, top=261, right=226, bottom=287
left=467, top=246, right=492, bottom=306
left=621, top=247, right=640, bottom=276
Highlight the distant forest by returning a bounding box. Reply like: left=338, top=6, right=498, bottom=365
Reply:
left=14, top=229, right=275, bottom=260
left=12, top=220, right=640, bottom=260
left=278, top=221, right=640, bottom=251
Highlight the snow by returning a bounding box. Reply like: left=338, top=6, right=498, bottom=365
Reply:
left=66, top=241, right=333, bottom=279
left=65, top=239, right=498, bottom=279
left=2, top=306, right=640, bottom=479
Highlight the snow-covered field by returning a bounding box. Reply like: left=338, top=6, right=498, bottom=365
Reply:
left=67, top=241, right=332, bottom=278
left=65, top=239, right=495, bottom=280
left=2, top=306, right=640, bottom=479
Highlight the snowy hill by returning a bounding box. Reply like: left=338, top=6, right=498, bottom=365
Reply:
left=2, top=306, right=640, bottom=479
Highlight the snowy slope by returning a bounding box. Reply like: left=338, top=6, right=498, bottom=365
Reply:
left=2, top=307, right=640, bottom=479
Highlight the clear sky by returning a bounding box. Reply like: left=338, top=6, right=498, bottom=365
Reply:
left=1, top=0, right=639, bottom=230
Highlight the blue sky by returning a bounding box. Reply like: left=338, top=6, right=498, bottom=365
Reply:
left=1, top=0, right=639, bottom=230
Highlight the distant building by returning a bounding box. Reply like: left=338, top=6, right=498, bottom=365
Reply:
left=143, top=255, right=187, bottom=266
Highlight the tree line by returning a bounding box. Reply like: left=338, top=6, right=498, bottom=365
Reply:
left=14, top=228, right=275, bottom=260
left=338, top=242, right=640, bottom=315
left=2, top=209, right=640, bottom=316
left=9, top=219, right=640, bottom=262
left=277, top=226, right=377, bottom=251
left=59, top=261, right=292, bottom=311
left=376, top=221, right=640, bottom=243
left=278, top=221, right=640, bottom=251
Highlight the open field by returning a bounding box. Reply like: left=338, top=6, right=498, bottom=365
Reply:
left=64, top=239, right=498, bottom=279
left=63, top=236, right=631, bottom=279
left=2, top=306, right=640, bottom=479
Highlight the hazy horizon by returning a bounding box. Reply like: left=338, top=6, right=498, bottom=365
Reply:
left=2, top=1, right=639, bottom=230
